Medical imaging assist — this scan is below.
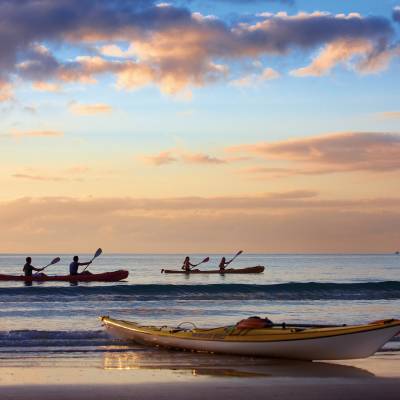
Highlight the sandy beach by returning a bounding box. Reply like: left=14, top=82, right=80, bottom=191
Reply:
left=1, top=349, right=400, bottom=400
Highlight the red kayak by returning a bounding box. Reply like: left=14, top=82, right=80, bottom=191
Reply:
left=161, top=266, right=265, bottom=274
left=0, top=270, right=129, bottom=282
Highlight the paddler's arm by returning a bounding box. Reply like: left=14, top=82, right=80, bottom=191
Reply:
left=78, top=261, right=92, bottom=266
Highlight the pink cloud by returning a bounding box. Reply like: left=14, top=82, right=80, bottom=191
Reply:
left=143, top=151, right=178, bottom=166
left=291, top=39, right=373, bottom=77
left=379, top=111, right=400, bottom=119
left=0, top=195, right=398, bottom=252
left=9, top=130, right=64, bottom=138
left=12, top=174, right=69, bottom=182
left=69, top=102, right=113, bottom=115
left=142, top=150, right=227, bottom=166
left=230, top=132, right=400, bottom=175
left=181, top=152, right=226, bottom=164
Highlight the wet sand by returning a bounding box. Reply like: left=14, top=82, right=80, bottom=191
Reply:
left=1, top=351, right=400, bottom=400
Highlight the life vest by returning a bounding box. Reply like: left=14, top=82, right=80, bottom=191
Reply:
left=236, top=316, right=273, bottom=329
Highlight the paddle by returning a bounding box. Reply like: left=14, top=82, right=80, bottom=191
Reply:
left=41, top=257, right=61, bottom=271
left=227, top=250, right=243, bottom=264
left=82, top=248, right=103, bottom=272
left=191, top=257, right=210, bottom=270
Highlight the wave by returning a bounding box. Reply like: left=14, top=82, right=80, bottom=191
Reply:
left=1, top=281, right=400, bottom=301
left=0, top=329, right=131, bottom=349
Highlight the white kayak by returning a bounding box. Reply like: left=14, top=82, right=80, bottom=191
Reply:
left=100, top=316, right=400, bottom=361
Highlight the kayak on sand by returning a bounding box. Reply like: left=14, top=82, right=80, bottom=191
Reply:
left=161, top=266, right=264, bottom=274
left=100, top=316, right=400, bottom=361
left=0, top=270, right=129, bottom=282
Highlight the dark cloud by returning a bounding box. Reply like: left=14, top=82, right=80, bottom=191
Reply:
left=182, top=0, right=295, bottom=4
left=0, top=0, right=398, bottom=95
left=393, top=6, right=400, bottom=23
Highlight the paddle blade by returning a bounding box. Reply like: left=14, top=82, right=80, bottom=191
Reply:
left=50, top=257, right=61, bottom=265
left=228, top=251, right=243, bottom=263
left=202, top=257, right=210, bottom=263
left=93, top=248, right=102, bottom=260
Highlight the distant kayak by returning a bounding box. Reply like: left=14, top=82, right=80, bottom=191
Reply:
left=161, top=266, right=264, bottom=274
left=101, top=316, right=400, bottom=360
left=0, top=270, right=129, bottom=282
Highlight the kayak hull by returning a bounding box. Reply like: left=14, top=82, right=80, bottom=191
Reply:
left=0, top=270, right=129, bottom=282
left=101, top=317, right=400, bottom=360
left=162, top=266, right=265, bottom=274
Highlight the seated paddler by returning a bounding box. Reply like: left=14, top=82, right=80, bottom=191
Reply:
left=23, top=257, right=44, bottom=277
left=69, top=255, right=92, bottom=276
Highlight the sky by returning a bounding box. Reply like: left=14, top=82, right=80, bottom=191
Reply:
left=0, top=0, right=399, bottom=253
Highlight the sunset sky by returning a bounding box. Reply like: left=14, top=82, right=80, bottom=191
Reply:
left=0, top=0, right=399, bottom=253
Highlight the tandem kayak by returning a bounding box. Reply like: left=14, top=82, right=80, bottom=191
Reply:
left=0, top=270, right=129, bottom=282
left=161, top=266, right=265, bottom=274
left=100, top=316, right=400, bottom=360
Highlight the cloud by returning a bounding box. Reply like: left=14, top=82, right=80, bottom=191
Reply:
left=12, top=174, right=69, bottom=182
left=187, top=0, right=295, bottom=3
left=8, top=129, right=64, bottom=138
left=230, top=132, right=400, bottom=175
left=231, top=67, right=280, bottom=87
left=69, top=102, right=113, bottom=115
left=0, top=195, right=398, bottom=252
left=378, top=111, right=400, bottom=119
left=0, top=81, right=13, bottom=102
left=291, top=39, right=373, bottom=76
left=32, top=81, right=61, bottom=92
left=143, top=150, right=226, bottom=165
left=292, top=38, right=400, bottom=77
left=181, top=152, right=226, bottom=164
left=393, top=6, right=400, bottom=23
left=0, top=1, right=398, bottom=99
left=12, top=165, right=90, bottom=182
left=99, top=44, right=136, bottom=58
left=143, top=151, right=178, bottom=165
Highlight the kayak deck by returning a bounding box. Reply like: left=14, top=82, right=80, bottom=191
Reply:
left=101, top=316, right=400, bottom=360
left=162, top=266, right=265, bottom=274
left=0, top=270, right=129, bottom=282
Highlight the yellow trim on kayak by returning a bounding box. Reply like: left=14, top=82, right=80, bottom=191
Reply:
left=100, top=317, right=400, bottom=343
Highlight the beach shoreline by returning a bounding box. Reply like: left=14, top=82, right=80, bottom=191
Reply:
left=1, top=351, right=400, bottom=400
left=2, top=378, right=400, bottom=400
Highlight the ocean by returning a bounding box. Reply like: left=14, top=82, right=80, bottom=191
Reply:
left=0, top=253, right=399, bottom=364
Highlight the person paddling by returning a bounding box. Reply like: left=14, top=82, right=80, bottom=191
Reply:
left=219, top=251, right=243, bottom=273
left=219, top=256, right=232, bottom=273
left=181, top=256, right=210, bottom=272
left=23, top=257, right=44, bottom=277
left=69, top=255, right=92, bottom=276
left=182, top=256, right=196, bottom=272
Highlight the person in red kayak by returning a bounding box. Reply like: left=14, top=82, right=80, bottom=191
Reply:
left=69, top=256, right=92, bottom=276
left=219, top=256, right=233, bottom=273
left=181, top=256, right=196, bottom=272
left=23, top=257, right=44, bottom=277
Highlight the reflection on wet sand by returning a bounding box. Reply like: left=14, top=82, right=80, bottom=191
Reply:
left=102, top=349, right=374, bottom=378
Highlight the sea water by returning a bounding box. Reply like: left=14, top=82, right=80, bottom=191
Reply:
left=0, top=253, right=399, bottom=362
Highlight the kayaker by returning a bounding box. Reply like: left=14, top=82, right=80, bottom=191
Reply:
left=219, top=256, right=232, bottom=272
left=181, top=256, right=196, bottom=272
left=69, top=256, right=92, bottom=276
left=23, top=257, right=44, bottom=277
